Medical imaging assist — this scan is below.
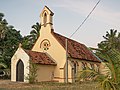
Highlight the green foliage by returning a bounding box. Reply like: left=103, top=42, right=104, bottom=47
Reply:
left=105, top=49, right=120, bottom=83
left=77, top=66, right=99, bottom=82
left=0, top=13, right=8, bottom=40
left=98, top=29, right=120, bottom=52
left=0, top=27, right=22, bottom=68
left=21, top=35, right=33, bottom=50
left=25, top=61, right=38, bottom=84
left=98, top=50, right=120, bottom=90
left=0, top=62, right=7, bottom=69
left=0, top=12, right=40, bottom=70
left=30, top=22, right=41, bottom=40
left=22, top=22, right=40, bottom=50
left=79, top=29, right=120, bottom=90
left=0, top=13, right=22, bottom=69
left=100, top=78, right=116, bottom=90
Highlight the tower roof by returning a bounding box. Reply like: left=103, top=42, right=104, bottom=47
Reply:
left=41, top=6, right=54, bottom=16
left=44, top=6, right=54, bottom=16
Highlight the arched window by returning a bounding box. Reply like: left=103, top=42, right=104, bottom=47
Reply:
left=74, top=63, right=77, bottom=74
left=44, top=13, right=47, bottom=27
left=96, top=64, right=100, bottom=72
left=90, top=63, right=94, bottom=69
left=82, top=62, right=86, bottom=70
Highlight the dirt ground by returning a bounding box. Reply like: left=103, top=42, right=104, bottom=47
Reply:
left=0, top=80, right=101, bottom=90
left=0, top=80, right=40, bottom=88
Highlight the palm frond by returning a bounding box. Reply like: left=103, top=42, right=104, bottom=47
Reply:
left=77, top=66, right=99, bottom=82
left=100, top=78, right=116, bottom=90
left=0, top=62, right=7, bottom=69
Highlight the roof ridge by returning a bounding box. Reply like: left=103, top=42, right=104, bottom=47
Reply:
left=24, top=49, right=45, bottom=54
left=53, top=32, right=85, bottom=46
left=52, top=32, right=101, bottom=63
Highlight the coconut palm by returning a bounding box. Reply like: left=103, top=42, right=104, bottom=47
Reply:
left=78, top=30, right=120, bottom=90
left=78, top=48, right=120, bottom=90
left=21, top=22, right=41, bottom=50
left=0, top=13, right=8, bottom=40
left=0, top=62, right=7, bottom=69
left=30, top=22, right=41, bottom=43
left=99, top=49, right=120, bottom=90
left=101, top=29, right=120, bottom=52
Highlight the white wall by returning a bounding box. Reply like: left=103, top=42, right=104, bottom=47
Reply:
left=11, top=47, right=30, bottom=83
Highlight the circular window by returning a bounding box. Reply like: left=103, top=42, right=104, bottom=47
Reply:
left=40, top=39, right=50, bottom=51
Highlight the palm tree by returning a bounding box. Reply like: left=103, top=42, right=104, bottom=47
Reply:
left=0, top=13, right=8, bottom=40
left=29, top=22, right=41, bottom=48
left=78, top=48, right=120, bottom=90
left=0, top=62, right=7, bottom=69
left=21, top=22, right=41, bottom=50
left=99, top=49, right=120, bottom=90
left=30, top=22, right=41, bottom=42
left=78, top=29, right=120, bottom=90
left=101, top=29, right=120, bottom=51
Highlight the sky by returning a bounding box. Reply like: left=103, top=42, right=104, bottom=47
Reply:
left=0, top=0, right=120, bottom=48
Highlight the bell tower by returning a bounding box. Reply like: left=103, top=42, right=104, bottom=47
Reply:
left=40, top=6, right=54, bottom=32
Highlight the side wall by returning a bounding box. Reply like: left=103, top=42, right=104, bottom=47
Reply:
left=36, top=65, right=55, bottom=82
left=68, top=58, right=101, bottom=82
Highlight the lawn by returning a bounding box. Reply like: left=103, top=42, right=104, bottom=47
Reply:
left=0, top=80, right=102, bottom=90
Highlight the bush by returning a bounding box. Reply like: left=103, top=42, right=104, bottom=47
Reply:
left=25, top=61, right=38, bottom=83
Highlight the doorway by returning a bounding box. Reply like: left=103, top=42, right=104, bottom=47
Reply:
left=16, top=60, right=24, bottom=82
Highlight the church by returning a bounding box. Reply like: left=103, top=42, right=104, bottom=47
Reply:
left=11, top=6, right=101, bottom=83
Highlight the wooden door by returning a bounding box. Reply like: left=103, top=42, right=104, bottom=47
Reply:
left=16, top=60, right=24, bottom=82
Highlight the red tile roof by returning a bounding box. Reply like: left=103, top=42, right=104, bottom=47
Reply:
left=25, top=50, right=56, bottom=65
left=52, top=32, right=100, bottom=63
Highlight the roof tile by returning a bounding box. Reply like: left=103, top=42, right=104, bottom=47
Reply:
left=25, top=50, right=56, bottom=65
left=52, top=32, right=100, bottom=63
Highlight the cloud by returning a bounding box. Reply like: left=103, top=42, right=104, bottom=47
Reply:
left=94, top=8, right=120, bottom=27
left=52, top=0, right=120, bottom=28
left=52, top=0, right=98, bottom=14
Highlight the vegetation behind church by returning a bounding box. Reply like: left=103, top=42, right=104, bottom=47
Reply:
left=78, top=29, right=120, bottom=90
left=0, top=13, right=40, bottom=69
left=0, top=13, right=22, bottom=69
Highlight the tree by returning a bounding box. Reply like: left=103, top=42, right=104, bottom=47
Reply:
left=21, top=35, right=33, bottom=50
left=0, top=26, right=22, bottom=68
left=98, top=49, right=120, bottom=90
left=78, top=49, right=120, bottom=90
left=98, top=29, right=120, bottom=52
left=0, top=13, right=8, bottom=40
left=78, top=29, right=120, bottom=90
left=22, top=22, right=41, bottom=50
left=0, top=12, right=22, bottom=68
left=30, top=22, right=40, bottom=41
left=25, top=60, right=38, bottom=83
left=0, top=62, right=7, bottom=69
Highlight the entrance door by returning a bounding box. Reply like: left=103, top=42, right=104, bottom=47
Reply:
left=16, top=60, right=24, bottom=82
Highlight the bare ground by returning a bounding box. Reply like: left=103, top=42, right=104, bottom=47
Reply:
left=0, top=80, right=101, bottom=90
left=0, top=80, right=41, bottom=89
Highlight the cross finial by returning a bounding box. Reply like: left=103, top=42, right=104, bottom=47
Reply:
left=19, top=43, right=22, bottom=48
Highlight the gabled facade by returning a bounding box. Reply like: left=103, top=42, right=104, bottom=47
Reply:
left=11, top=6, right=101, bottom=83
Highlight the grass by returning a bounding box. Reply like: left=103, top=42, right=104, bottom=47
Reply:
left=0, top=81, right=102, bottom=90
